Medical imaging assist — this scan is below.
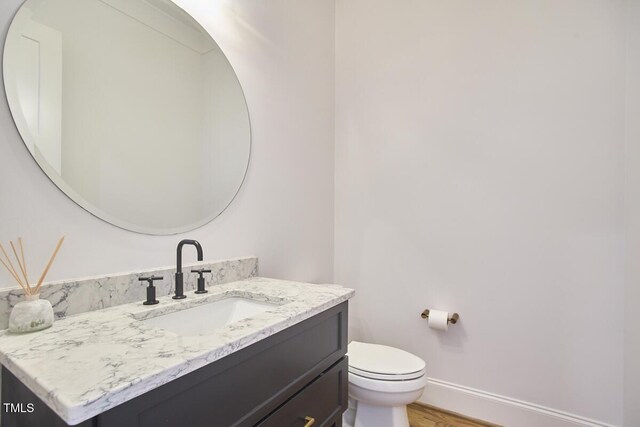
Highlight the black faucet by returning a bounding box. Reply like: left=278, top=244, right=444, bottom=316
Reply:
left=174, top=239, right=203, bottom=299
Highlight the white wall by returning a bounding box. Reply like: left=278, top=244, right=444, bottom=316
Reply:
left=0, top=0, right=335, bottom=286
left=625, top=1, right=640, bottom=425
left=335, top=1, right=626, bottom=425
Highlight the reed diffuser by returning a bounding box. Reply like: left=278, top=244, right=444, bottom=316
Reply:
left=0, top=236, right=64, bottom=333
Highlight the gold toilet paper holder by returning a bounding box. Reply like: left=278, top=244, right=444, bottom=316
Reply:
left=421, top=309, right=459, bottom=325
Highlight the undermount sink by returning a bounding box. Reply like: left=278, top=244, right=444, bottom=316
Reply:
left=141, top=297, right=278, bottom=336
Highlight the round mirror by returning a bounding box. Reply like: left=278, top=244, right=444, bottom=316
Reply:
left=3, top=0, right=251, bottom=234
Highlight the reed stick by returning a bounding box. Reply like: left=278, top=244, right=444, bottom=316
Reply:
left=0, top=250, right=29, bottom=294
left=18, top=238, right=29, bottom=286
left=34, top=236, right=65, bottom=294
left=0, top=242, right=25, bottom=291
left=10, top=240, right=31, bottom=294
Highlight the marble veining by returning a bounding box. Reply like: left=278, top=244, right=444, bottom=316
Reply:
left=0, top=257, right=258, bottom=330
left=0, top=277, right=354, bottom=425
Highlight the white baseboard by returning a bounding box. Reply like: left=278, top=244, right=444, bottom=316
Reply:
left=421, top=378, right=618, bottom=427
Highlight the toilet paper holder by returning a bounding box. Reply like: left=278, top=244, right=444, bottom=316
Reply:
left=421, top=309, right=459, bottom=325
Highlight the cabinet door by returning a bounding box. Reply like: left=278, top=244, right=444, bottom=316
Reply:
left=257, top=358, right=347, bottom=427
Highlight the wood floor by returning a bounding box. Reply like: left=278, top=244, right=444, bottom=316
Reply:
left=407, top=403, right=502, bottom=427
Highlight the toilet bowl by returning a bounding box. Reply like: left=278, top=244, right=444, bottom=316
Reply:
left=345, top=341, right=427, bottom=427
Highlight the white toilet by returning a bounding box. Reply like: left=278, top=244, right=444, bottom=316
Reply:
left=345, top=341, right=427, bottom=427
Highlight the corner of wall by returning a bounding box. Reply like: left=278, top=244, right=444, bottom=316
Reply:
left=624, top=0, right=640, bottom=425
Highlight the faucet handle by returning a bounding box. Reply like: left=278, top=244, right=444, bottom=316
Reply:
left=139, top=276, right=162, bottom=305
left=139, top=275, right=163, bottom=284
left=190, top=269, right=211, bottom=294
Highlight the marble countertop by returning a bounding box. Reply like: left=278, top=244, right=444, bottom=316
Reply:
left=0, top=277, right=354, bottom=425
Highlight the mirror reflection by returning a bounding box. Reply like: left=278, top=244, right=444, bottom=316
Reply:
left=3, top=0, right=251, bottom=234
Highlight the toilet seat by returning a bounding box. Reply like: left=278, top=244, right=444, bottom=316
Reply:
left=349, top=365, right=426, bottom=381
left=349, top=370, right=427, bottom=393
left=348, top=341, right=426, bottom=381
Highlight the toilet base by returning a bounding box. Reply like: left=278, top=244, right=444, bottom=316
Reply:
left=346, top=372, right=425, bottom=427
left=352, top=401, right=410, bottom=427
left=342, top=398, right=356, bottom=427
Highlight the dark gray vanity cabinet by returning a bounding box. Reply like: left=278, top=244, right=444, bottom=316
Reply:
left=2, top=302, right=348, bottom=427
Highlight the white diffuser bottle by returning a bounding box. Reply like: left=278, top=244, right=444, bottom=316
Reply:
left=9, top=293, right=54, bottom=333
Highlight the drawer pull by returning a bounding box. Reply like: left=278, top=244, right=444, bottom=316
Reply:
left=303, top=416, right=316, bottom=427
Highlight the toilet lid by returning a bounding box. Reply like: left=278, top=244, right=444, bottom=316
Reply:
left=347, top=341, right=426, bottom=380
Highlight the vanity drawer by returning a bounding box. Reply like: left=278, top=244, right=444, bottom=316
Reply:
left=257, top=357, right=347, bottom=427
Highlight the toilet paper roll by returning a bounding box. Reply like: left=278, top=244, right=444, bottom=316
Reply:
left=428, top=310, right=449, bottom=331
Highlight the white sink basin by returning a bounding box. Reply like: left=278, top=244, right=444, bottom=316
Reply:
left=141, top=297, right=278, bottom=336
